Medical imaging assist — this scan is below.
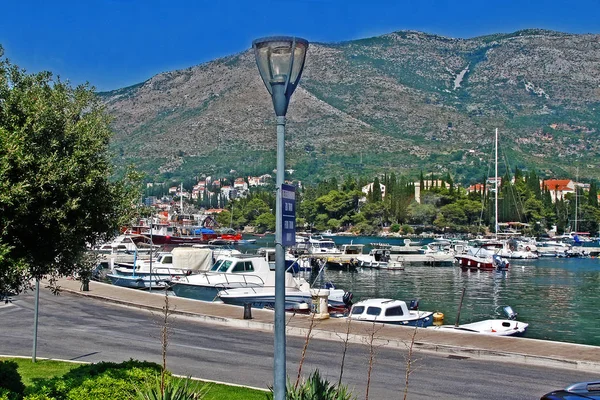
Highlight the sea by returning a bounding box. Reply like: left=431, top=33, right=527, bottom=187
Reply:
left=238, top=234, right=600, bottom=347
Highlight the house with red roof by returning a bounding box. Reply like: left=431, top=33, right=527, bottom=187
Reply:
left=542, top=179, right=575, bottom=202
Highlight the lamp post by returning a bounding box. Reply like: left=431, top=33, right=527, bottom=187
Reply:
left=253, top=36, right=308, bottom=400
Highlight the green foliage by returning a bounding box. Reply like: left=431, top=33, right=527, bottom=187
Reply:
left=133, top=375, right=211, bottom=400
left=254, top=213, right=275, bottom=233
left=389, top=223, right=401, bottom=233
left=0, top=361, right=25, bottom=399
left=400, top=224, right=414, bottom=234
left=0, top=54, right=138, bottom=293
left=25, top=360, right=162, bottom=400
left=268, top=370, right=355, bottom=400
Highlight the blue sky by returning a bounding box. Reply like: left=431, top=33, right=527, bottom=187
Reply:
left=2, top=0, right=599, bottom=91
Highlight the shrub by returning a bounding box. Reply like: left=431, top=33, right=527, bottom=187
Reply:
left=0, top=360, right=25, bottom=399
left=133, top=375, right=211, bottom=400
left=268, top=370, right=355, bottom=400
left=25, top=360, right=162, bottom=400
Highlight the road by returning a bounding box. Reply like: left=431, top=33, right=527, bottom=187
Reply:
left=0, top=289, right=597, bottom=400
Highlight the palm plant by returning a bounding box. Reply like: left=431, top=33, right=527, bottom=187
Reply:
left=133, top=375, right=211, bottom=400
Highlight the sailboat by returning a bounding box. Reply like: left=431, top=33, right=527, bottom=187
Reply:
left=455, top=128, right=510, bottom=271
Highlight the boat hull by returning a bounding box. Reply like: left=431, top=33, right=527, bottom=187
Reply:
left=455, top=255, right=509, bottom=271
left=351, top=312, right=435, bottom=327
left=432, top=320, right=528, bottom=337
left=106, top=273, right=169, bottom=290
left=171, top=282, right=260, bottom=301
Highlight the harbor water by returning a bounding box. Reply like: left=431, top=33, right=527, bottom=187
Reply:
left=240, top=234, right=600, bottom=347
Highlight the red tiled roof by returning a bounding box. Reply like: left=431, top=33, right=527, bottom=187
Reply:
left=542, top=179, right=573, bottom=192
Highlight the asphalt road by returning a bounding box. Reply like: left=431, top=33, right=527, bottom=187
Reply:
left=1, top=289, right=597, bottom=400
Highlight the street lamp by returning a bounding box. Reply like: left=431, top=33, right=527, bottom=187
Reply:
left=253, top=36, right=308, bottom=400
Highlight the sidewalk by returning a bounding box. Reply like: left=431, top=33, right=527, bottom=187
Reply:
left=57, top=278, right=600, bottom=373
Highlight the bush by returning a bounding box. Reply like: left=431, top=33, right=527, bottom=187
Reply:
left=0, top=360, right=25, bottom=399
left=268, top=370, right=355, bottom=400
left=133, top=375, right=211, bottom=400
left=25, top=360, right=162, bottom=400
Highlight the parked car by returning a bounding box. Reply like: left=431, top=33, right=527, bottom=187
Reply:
left=541, top=381, right=600, bottom=399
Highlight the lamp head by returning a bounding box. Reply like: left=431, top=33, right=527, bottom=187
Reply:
left=253, top=36, right=308, bottom=116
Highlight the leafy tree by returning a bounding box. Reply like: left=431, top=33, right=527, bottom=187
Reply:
left=254, top=212, right=275, bottom=233
left=215, top=210, right=232, bottom=227
left=0, top=49, right=136, bottom=294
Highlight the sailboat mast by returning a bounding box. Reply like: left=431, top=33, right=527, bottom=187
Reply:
left=180, top=182, right=184, bottom=213
left=575, top=167, right=579, bottom=233
left=495, top=128, right=499, bottom=237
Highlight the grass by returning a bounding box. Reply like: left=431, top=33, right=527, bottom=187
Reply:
left=0, top=357, right=267, bottom=400
left=1, top=357, right=81, bottom=386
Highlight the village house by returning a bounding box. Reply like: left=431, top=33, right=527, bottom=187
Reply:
left=542, top=179, right=575, bottom=202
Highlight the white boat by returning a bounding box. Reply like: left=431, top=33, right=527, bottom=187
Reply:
left=93, top=234, right=156, bottom=255
left=106, top=247, right=214, bottom=289
left=348, top=298, right=435, bottom=327
left=432, top=319, right=528, bottom=336
left=430, top=306, right=528, bottom=337
left=356, top=248, right=391, bottom=268
left=295, top=235, right=342, bottom=255
left=535, top=240, right=572, bottom=257
left=386, top=260, right=405, bottom=270
left=170, top=254, right=276, bottom=301
left=217, top=278, right=349, bottom=311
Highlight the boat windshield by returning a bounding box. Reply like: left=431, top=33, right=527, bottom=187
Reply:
left=210, top=259, right=233, bottom=272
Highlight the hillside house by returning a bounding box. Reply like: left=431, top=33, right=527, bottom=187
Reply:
left=542, top=179, right=575, bottom=202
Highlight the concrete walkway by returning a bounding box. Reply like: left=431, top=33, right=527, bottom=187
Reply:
left=56, top=278, right=600, bottom=373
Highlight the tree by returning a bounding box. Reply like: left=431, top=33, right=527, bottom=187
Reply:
left=0, top=49, right=135, bottom=294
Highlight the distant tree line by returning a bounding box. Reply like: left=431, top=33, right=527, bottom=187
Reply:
left=218, top=169, right=600, bottom=236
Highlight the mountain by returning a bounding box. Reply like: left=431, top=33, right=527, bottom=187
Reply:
left=99, top=29, right=600, bottom=184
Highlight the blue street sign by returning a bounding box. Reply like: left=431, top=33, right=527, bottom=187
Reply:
left=281, top=184, right=296, bottom=246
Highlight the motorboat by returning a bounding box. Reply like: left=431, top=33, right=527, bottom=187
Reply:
left=348, top=298, right=434, bottom=327
left=432, top=319, right=528, bottom=336
left=217, top=279, right=350, bottom=311
left=170, top=254, right=277, bottom=301
left=93, top=234, right=156, bottom=255
left=323, top=243, right=365, bottom=269
left=455, top=242, right=509, bottom=271
left=106, top=247, right=214, bottom=289
left=356, top=248, right=391, bottom=268
left=295, top=235, right=342, bottom=256
left=430, top=306, right=528, bottom=337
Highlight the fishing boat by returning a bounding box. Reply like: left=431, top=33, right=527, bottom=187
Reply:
left=348, top=298, right=434, bottom=327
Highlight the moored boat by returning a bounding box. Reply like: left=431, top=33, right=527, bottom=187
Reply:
left=348, top=298, right=434, bottom=327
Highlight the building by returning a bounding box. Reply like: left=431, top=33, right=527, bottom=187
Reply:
left=361, top=182, right=386, bottom=202
left=542, top=179, right=575, bottom=202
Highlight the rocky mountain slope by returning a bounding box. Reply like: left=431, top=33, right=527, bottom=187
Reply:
left=100, top=29, right=600, bottom=183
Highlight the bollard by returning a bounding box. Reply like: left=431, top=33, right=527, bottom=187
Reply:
left=310, top=289, right=330, bottom=320
left=243, top=303, right=253, bottom=319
